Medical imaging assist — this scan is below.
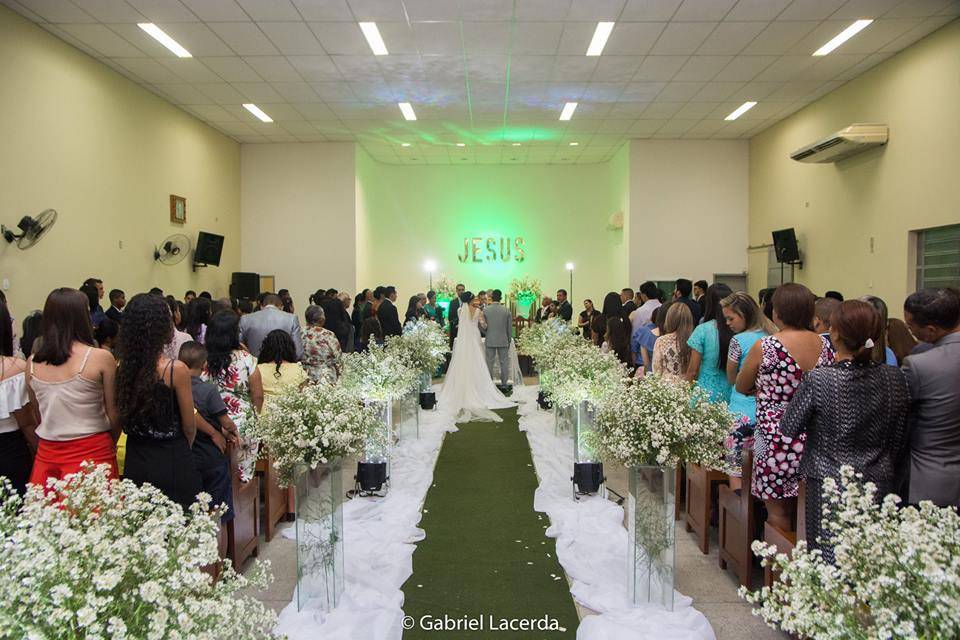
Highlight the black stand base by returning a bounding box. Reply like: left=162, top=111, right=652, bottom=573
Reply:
left=572, top=462, right=605, bottom=497
left=496, top=383, right=514, bottom=396
left=537, top=390, right=553, bottom=410
left=419, top=391, right=436, bottom=410
left=352, top=461, right=388, bottom=497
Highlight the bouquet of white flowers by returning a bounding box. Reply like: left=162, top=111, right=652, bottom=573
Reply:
left=543, top=339, right=629, bottom=408
left=593, top=374, right=732, bottom=468
left=386, top=319, right=449, bottom=374
left=0, top=464, right=278, bottom=639
left=508, top=275, right=542, bottom=301
left=742, top=466, right=960, bottom=640
left=516, top=318, right=581, bottom=371
left=434, top=275, right=457, bottom=299
left=340, top=341, right=420, bottom=402
left=246, top=381, right=384, bottom=487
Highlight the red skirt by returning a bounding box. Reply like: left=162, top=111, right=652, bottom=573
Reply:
left=29, top=432, right=118, bottom=488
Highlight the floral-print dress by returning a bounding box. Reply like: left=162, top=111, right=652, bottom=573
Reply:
left=302, top=325, right=342, bottom=383
left=751, top=335, right=834, bottom=500
left=202, top=349, right=258, bottom=480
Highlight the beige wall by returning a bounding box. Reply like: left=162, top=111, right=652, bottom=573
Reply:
left=628, top=139, right=749, bottom=287
left=240, top=143, right=356, bottom=309
left=0, top=6, right=240, bottom=322
left=748, top=18, right=960, bottom=307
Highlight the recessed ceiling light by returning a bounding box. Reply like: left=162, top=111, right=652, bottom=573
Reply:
left=813, top=19, right=873, bottom=56
left=138, top=23, right=191, bottom=58
left=559, top=102, right=578, bottom=121
left=242, top=103, right=273, bottom=123
left=401, top=142, right=411, bottom=147
left=724, top=101, right=757, bottom=121
left=398, top=102, right=416, bottom=121
left=359, top=22, right=388, bottom=56
left=456, top=142, right=466, bottom=147
left=586, top=22, right=615, bottom=56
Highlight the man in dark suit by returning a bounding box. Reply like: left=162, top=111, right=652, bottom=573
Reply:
left=556, top=289, right=573, bottom=322
left=620, top=288, right=637, bottom=315
left=447, top=283, right=465, bottom=347
left=693, top=280, right=708, bottom=306
left=106, top=289, right=125, bottom=323
left=673, top=278, right=703, bottom=324
left=316, top=288, right=351, bottom=350
left=378, top=285, right=403, bottom=337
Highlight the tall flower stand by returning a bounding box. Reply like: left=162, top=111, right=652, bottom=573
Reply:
left=628, top=465, right=677, bottom=610
left=294, top=460, right=344, bottom=613
left=554, top=403, right=574, bottom=436
left=355, top=400, right=391, bottom=496
left=418, top=371, right=436, bottom=410
left=395, top=388, right=420, bottom=441
left=572, top=400, right=604, bottom=497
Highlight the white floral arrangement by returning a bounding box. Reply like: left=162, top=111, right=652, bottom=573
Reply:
left=516, top=318, right=581, bottom=371
left=339, top=341, right=420, bottom=402
left=0, top=464, right=278, bottom=639
left=434, top=275, right=457, bottom=299
left=543, top=339, right=629, bottom=408
left=508, top=275, right=542, bottom=301
left=593, top=374, right=732, bottom=468
left=385, top=318, right=449, bottom=374
left=246, top=381, right=384, bottom=487
left=234, top=402, right=262, bottom=483
left=742, top=466, right=960, bottom=639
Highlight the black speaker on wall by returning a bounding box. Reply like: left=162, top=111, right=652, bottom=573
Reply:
left=230, top=272, right=260, bottom=300
left=772, top=228, right=801, bottom=263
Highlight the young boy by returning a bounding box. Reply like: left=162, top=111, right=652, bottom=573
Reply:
left=178, top=341, right=240, bottom=527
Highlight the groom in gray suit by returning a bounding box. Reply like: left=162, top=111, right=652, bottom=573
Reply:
left=483, top=289, right=513, bottom=384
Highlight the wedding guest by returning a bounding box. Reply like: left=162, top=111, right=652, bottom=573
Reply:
left=673, top=279, right=702, bottom=324
left=405, top=295, right=425, bottom=325
left=652, top=302, right=692, bottom=383
left=164, top=298, right=193, bottom=361
left=184, top=296, right=212, bottom=344
left=722, top=292, right=777, bottom=489
left=81, top=282, right=106, bottom=329
left=737, top=283, right=834, bottom=531
left=685, top=283, right=734, bottom=403
left=759, top=287, right=777, bottom=323
left=448, top=284, right=466, bottom=347
left=149, top=287, right=164, bottom=297
left=184, top=290, right=197, bottom=304
left=82, top=277, right=105, bottom=314
left=601, top=291, right=623, bottom=320
left=238, top=299, right=254, bottom=315
left=556, top=289, right=573, bottom=322
left=211, top=297, right=234, bottom=316
left=860, top=295, right=898, bottom=365
left=424, top=290, right=444, bottom=326
left=257, top=330, right=308, bottom=407
left=534, top=296, right=553, bottom=323
left=781, top=300, right=909, bottom=560
left=371, top=286, right=385, bottom=317
left=281, top=293, right=295, bottom=315
left=578, top=299, right=600, bottom=339
left=901, top=287, right=960, bottom=507
left=693, top=280, right=708, bottom=306
left=631, top=281, right=662, bottom=332
left=633, top=302, right=669, bottom=374
left=203, top=311, right=264, bottom=430
left=20, top=312, right=42, bottom=358
left=590, top=315, right=606, bottom=348
left=377, top=286, right=403, bottom=338
left=239, top=293, right=304, bottom=359
left=824, top=290, right=844, bottom=302
left=604, top=315, right=633, bottom=369
left=620, top=288, right=637, bottom=316
left=199, top=291, right=212, bottom=300
left=359, top=317, right=384, bottom=352
left=94, top=319, right=119, bottom=354
left=886, top=318, right=917, bottom=365
left=303, top=305, right=342, bottom=383
left=27, top=288, right=120, bottom=485
left=813, top=297, right=841, bottom=348
left=0, top=302, right=36, bottom=495
left=106, top=289, right=125, bottom=323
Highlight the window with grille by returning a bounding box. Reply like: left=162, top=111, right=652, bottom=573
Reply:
left=916, top=224, right=960, bottom=290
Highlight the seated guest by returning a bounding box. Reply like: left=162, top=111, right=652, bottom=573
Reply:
left=813, top=296, right=841, bottom=348
left=257, top=330, right=308, bottom=406
left=27, top=288, right=120, bottom=486
left=184, top=296, right=212, bottom=344
left=781, top=300, right=909, bottom=561
left=652, top=302, right=692, bottom=383
left=94, top=319, right=120, bottom=354
left=0, top=301, right=36, bottom=495
left=106, top=289, right=125, bottom=323
left=239, top=293, right=304, bottom=359
left=721, top=292, right=777, bottom=490
left=116, top=294, right=200, bottom=510
left=673, top=278, right=702, bottom=324
left=631, top=281, right=662, bottom=332
left=359, top=317, right=384, bottom=352
left=900, top=287, right=960, bottom=508
left=302, top=305, right=341, bottom=383
left=860, top=295, right=898, bottom=365
left=737, top=283, right=834, bottom=531
left=578, top=299, right=600, bottom=340
left=179, top=341, right=239, bottom=528
left=81, top=282, right=106, bottom=329
left=535, top=296, right=553, bottom=323
left=184, top=290, right=197, bottom=304
left=405, top=295, right=425, bottom=325
left=685, top=283, right=734, bottom=403
left=886, top=318, right=917, bottom=365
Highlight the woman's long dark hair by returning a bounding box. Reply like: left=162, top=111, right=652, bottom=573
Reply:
left=205, top=310, right=242, bottom=380
left=405, top=295, right=420, bottom=322
left=258, top=329, right=297, bottom=378
left=702, top=283, right=733, bottom=370
left=34, top=288, right=96, bottom=366
left=601, top=292, right=623, bottom=319
left=606, top=316, right=632, bottom=367
left=115, top=293, right=174, bottom=427
left=0, top=302, right=13, bottom=357
left=184, top=296, right=211, bottom=341
left=21, top=312, right=42, bottom=358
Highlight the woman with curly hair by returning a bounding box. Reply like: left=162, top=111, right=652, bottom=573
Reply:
left=184, top=296, right=212, bottom=343
left=115, top=293, right=200, bottom=509
left=257, top=329, right=307, bottom=410
left=202, top=311, right=263, bottom=429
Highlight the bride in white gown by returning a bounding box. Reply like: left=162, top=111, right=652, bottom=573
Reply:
left=438, top=293, right=516, bottom=423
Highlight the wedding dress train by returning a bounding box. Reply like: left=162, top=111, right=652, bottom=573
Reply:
left=438, top=305, right=515, bottom=423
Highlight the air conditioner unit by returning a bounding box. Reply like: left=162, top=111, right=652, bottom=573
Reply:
left=790, top=124, right=888, bottom=163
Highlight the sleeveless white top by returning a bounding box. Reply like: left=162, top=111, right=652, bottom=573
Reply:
left=30, top=348, right=111, bottom=441
left=0, top=365, right=29, bottom=434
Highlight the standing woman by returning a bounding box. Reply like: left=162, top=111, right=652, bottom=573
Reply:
left=652, top=302, right=693, bottom=382
left=404, top=295, right=424, bottom=326
left=578, top=299, right=600, bottom=340
left=737, top=283, right=834, bottom=531
left=721, top=292, right=778, bottom=490
left=685, top=283, right=734, bottom=403
left=27, top=288, right=120, bottom=486
left=184, top=296, right=212, bottom=344
left=780, top=301, right=909, bottom=561
left=860, top=295, right=898, bottom=365
left=116, top=294, right=200, bottom=510
left=0, top=301, right=36, bottom=495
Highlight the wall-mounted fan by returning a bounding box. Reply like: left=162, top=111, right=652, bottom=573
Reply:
left=2, top=209, right=58, bottom=250
left=154, top=234, right=191, bottom=266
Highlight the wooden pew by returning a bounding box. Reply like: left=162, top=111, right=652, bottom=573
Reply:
left=257, top=452, right=293, bottom=542
left=226, top=442, right=259, bottom=570
left=717, top=450, right=763, bottom=589
left=684, top=462, right=729, bottom=554
left=762, top=481, right=807, bottom=588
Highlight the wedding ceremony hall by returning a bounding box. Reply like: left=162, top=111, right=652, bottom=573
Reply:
left=1, top=0, right=959, bottom=638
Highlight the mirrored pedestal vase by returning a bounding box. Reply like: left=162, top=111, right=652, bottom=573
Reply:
left=294, top=459, right=344, bottom=613
left=354, top=400, right=391, bottom=497
left=395, top=389, right=420, bottom=441
left=571, top=401, right=605, bottom=499
left=554, top=403, right=574, bottom=437
left=628, top=465, right=676, bottom=611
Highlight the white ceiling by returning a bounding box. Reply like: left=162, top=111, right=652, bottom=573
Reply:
left=3, top=0, right=958, bottom=164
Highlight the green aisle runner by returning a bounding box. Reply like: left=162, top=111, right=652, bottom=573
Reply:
left=401, top=408, right=578, bottom=639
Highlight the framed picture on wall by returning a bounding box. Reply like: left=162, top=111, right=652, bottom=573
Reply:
left=170, top=195, right=186, bottom=224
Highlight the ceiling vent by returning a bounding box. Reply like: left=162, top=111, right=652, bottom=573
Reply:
left=790, top=124, right=888, bottom=163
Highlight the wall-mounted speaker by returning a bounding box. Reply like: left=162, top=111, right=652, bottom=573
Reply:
left=772, top=228, right=800, bottom=264
left=230, top=272, right=260, bottom=300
